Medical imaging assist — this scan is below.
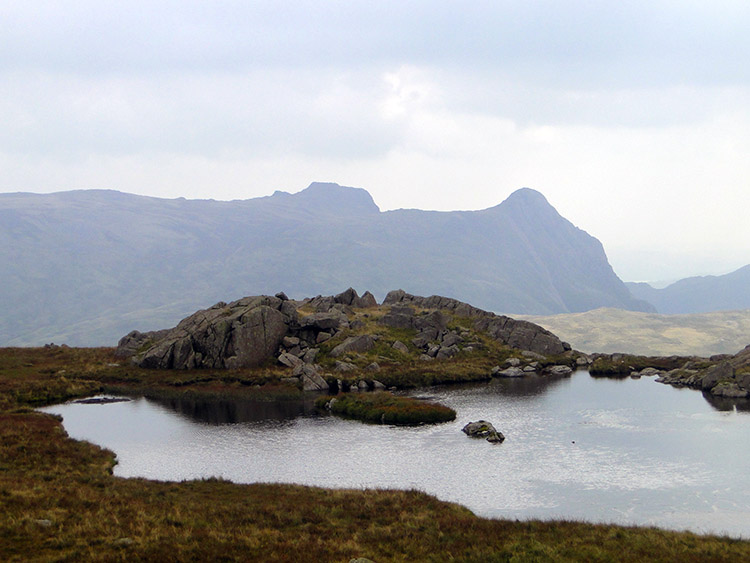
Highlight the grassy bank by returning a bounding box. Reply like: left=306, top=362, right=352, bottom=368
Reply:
left=2, top=347, right=750, bottom=561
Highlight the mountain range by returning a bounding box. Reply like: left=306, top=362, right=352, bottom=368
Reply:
left=1, top=182, right=657, bottom=346
left=626, top=265, right=750, bottom=314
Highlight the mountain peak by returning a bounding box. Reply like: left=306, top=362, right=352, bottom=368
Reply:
left=274, top=182, right=380, bottom=215
left=503, top=187, right=551, bottom=207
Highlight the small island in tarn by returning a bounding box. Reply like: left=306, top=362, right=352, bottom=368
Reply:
left=316, top=391, right=456, bottom=425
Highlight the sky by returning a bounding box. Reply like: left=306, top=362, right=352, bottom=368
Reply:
left=1, top=1, right=749, bottom=283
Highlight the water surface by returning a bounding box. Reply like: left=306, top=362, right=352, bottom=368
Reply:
left=41, top=372, right=750, bottom=538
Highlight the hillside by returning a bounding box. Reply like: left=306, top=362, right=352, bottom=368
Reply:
left=627, top=265, right=750, bottom=314
left=0, top=183, right=651, bottom=346
left=518, top=308, right=750, bottom=356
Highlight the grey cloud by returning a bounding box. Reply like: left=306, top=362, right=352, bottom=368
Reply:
left=2, top=2, right=749, bottom=88
left=0, top=69, right=403, bottom=159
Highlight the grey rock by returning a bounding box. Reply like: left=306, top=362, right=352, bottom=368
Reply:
left=356, top=291, right=378, bottom=308
left=736, top=371, right=750, bottom=391
left=504, top=357, right=521, bottom=367
left=462, top=420, right=505, bottom=443
left=334, top=361, right=357, bottom=372
left=316, top=331, right=332, bottom=344
left=278, top=352, right=303, bottom=368
left=427, top=345, right=440, bottom=358
left=366, top=362, right=381, bottom=372
left=282, top=336, right=300, bottom=349
left=701, top=362, right=734, bottom=391
left=301, top=311, right=347, bottom=332
left=275, top=291, right=289, bottom=301
left=120, top=296, right=294, bottom=370
left=639, top=367, right=661, bottom=377
left=441, top=331, right=463, bottom=348
left=378, top=305, right=416, bottom=329
left=711, top=382, right=749, bottom=398
left=496, top=367, right=525, bottom=377
left=330, top=335, right=376, bottom=357
left=546, top=365, right=573, bottom=376
left=523, top=365, right=537, bottom=372
left=357, top=380, right=369, bottom=390
left=303, top=348, right=319, bottom=364
left=436, top=345, right=458, bottom=360
left=300, top=364, right=329, bottom=391
left=372, top=379, right=386, bottom=390
left=576, top=355, right=591, bottom=366
left=392, top=340, right=410, bottom=354
left=419, top=354, right=434, bottom=361
left=411, top=335, right=431, bottom=349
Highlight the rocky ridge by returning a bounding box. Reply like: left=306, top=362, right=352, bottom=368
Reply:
left=116, top=288, right=577, bottom=392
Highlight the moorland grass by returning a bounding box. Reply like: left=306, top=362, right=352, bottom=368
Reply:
left=2, top=347, right=750, bottom=561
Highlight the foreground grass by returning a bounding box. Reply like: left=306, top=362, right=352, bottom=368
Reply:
left=2, top=347, right=750, bottom=561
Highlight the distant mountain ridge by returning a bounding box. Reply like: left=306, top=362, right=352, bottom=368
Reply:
left=627, top=265, right=750, bottom=314
left=0, top=182, right=652, bottom=346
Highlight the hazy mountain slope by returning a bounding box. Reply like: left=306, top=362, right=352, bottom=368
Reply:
left=626, top=265, right=750, bottom=314
left=518, top=308, right=750, bottom=356
left=0, top=183, right=650, bottom=346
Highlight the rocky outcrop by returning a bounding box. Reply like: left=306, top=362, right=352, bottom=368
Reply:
left=116, top=295, right=296, bottom=369
left=383, top=290, right=569, bottom=356
left=462, top=420, right=505, bottom=443
left=116, top=288, right=572, bottom=383
left=650, top=345, right=750, bottom=399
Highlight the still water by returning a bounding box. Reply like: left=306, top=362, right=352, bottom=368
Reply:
left=41, top=372, right=750, bottom=538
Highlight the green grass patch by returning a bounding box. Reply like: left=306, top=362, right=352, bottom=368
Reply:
left=317, top=391, right=456, bottom=425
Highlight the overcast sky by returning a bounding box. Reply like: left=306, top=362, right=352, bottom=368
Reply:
left=2, top=1, right=749, bottom=283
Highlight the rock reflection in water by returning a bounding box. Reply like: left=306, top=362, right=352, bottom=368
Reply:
left=147, top=395, right=319, bottom=424
left=702, top=392, right=750, bottom=412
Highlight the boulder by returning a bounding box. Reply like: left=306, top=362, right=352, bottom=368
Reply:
left=441, top=332, right=463, bottom=348
left=496, top=367, right=525, bottom=378
left=118, top=296, right=295, bottom=369
left=301, top=311, right=348, bottom=332
left=711, top=381, right=749, bottom=398
left=302, top=348, right=319, bottom=364
left=282, top=336, right=300, bottom=349
left=330, top=335, right=376, bottom=357
left=392, top=340, right=410, bottom=354
left=462, top=420, right=505, bottom=443
left=300, top=364, right=329, bottom=391
left=378, top=306, right=416, bottom=329
left=701, top=362, right=734, bottom=391
left=334, top=361, right=357, bottom=372
left=278, top=352, right=303, bottom=368
left=546, top=365, right=573, bottom=376
left=436, top=345, right=458, bottom=360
